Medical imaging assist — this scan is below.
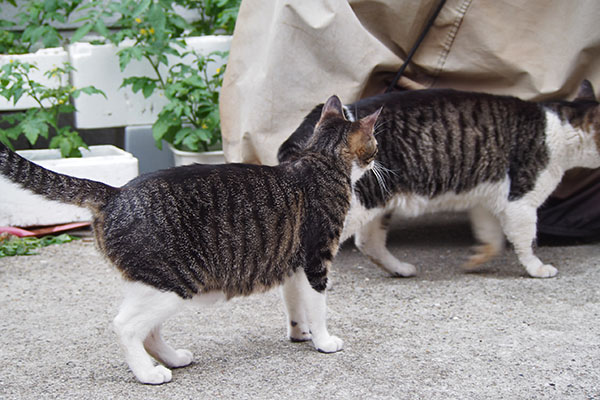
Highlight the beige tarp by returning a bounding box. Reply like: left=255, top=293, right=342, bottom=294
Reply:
left=220, top=0, right=600, bottom=165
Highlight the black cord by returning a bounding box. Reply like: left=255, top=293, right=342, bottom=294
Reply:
left=385, top=0, right=447, bottom=93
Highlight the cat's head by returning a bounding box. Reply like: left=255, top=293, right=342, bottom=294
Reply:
left=544, top=80, right=600, bottom=162
left=307, top=95, right=380, bottom=183
left=570, top=80, right=600, bottom=154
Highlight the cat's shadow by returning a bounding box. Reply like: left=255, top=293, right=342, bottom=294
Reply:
left=387, top=212, right=474, bottom=249
left=338, top=212, right=527, bottom=280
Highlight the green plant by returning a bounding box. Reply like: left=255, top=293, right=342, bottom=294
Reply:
left=0, top=0, right=82, bottom=54
left=0, top=233, right=78, bottom=257
left=76, top=0, right=239, bottom=152
left=0, top=60, right=105, bottom=157
left=183, top=0, right=241, bottom=36
left=152, top=51, right=226, bottom=151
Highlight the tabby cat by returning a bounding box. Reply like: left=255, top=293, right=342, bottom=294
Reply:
left=0, top=95, right=379, bottom=385
left=279, top=81, right=600, bottom=279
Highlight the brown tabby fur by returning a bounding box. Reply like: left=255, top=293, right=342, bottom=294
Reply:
left=0, top=95, right=378, bottom=299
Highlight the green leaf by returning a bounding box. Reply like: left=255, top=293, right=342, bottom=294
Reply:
left=74, top=86, right=106, bottom=99
left=152, top=113, right=173, bottom=148
left=70, top=23, right=93, bottom=43
left=173, top=126, right=193, bottom=144
left=132, top=0, right=151, bottom=18
left=132, top=78, right=146, bottom=93
left=0, top=234, right=79, bottom=258
left=142, top=81, right=156, bottom=98
left=21, top=113, right=49, bottom=145
left=119, top=52, right=132, bottom=72
left=94, top=18, right=111, bottom=38
left=52, top=135, right=72, bottom=157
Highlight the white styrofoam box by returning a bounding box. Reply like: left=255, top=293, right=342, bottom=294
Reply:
left=0, top=47, right=69, bottom=111
left=0, top=145, right=139, bottom=227
left=69, top=35, right=232, bottom=129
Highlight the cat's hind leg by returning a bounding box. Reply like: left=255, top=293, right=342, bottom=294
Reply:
left=499, top=202, right=557, bottom=278
left=463, top=205, right=505, bottom=270
left=354, top=211, right=417, bottom=277
left=282, top=269, right=343, bottom=353
left=281, top=276, right=311, bottom=343
left=113, top=281, right=189, bottom=384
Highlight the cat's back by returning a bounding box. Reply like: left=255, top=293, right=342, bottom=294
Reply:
left=354, top=89, right=548, bottom=204
left=102, top=163, right=304, bottom=233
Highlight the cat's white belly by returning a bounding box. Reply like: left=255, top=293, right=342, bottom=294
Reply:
left=392, top=179, right=511, bottom=216
left=342, top=179, right=510, bottom=241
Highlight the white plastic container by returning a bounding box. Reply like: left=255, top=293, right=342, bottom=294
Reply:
left=69, top=36, right=231, bottom=129
left=169, top=145, right=225, bottom=166
left=0, top=145, right=138, bottom=227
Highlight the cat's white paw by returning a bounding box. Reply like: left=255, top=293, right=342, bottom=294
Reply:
left=166, top=349, right=193, bottom=368
left=289, top=321, right=311, bottom=342
left=371, top=257, right=416, bottom=277
left=528, top=264, right=558, bottom=278
left=314, top=335, right=344, bottom=353
left=136, top=365, right=172, bottom=385
left=390, top=261, right=417, bottom=277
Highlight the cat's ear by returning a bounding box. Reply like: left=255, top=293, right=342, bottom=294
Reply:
left=320, top=95, right=345, bottom=120
left=575, top=80, right=596, bottom=101
left=358, top=107, right=382, bottom=135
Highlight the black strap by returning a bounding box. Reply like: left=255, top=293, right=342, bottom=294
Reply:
left=385, top=0, right=447, bottom=93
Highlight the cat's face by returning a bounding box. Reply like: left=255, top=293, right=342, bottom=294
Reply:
left=311, top=95, right=379, bottom=181
left=348, top=112, right=379, bottom=169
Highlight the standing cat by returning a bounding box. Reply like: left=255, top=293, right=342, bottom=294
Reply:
left=279, top=81, right=600, bottom=278
left=0, top=95, right=379, bottom=384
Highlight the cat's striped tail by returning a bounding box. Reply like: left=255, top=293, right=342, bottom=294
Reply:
left=0, top=142, right=119, bottom=211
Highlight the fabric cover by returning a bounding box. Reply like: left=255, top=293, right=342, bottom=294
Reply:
left=220, top=0, right=600, bottom=165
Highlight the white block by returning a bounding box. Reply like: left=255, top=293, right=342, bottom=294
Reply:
left=0, top=47, right=69, bottom=111
left=0, top=145, right=139, bottom=227
left=170, top=146, right=225, bottom=166
left=69, top=35, right=231, bottom=129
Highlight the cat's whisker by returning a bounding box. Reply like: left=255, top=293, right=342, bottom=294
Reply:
left=374, top=118, right=393, bottom=127
left=373, top=119, right=393, bottom=137
left=369, top=161, right=391, bottom=197
left=373, top=160, right=399, bottom=177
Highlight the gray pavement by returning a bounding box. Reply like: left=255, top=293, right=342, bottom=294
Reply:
left=1, top=212, right=599, bottom=399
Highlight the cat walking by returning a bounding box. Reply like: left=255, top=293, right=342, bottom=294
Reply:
left=0, top=95, right=380, bottom=384
left=279, top=81, right=600, bottom=278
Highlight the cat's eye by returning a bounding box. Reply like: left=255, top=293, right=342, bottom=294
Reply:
left=363, top=148, right=377, bottom=164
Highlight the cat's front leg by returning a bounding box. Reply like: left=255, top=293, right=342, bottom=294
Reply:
left=354, top=211, right=417, bottom=277
left=282, top=269, right=343, bottom=353
left=500, top=204, right=558, bottom=278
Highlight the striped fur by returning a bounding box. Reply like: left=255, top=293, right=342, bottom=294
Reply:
left=0, top=96, right=378, bottom=299
left=279, top=82, right=600, bottom=278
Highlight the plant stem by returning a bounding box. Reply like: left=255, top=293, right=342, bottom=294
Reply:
left=21, top=66, right=45, bottom=109
left=146, top=55, right=166, bottom=90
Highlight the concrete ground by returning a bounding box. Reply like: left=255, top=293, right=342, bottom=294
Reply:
left=1, top=212, right=599, bottom=399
